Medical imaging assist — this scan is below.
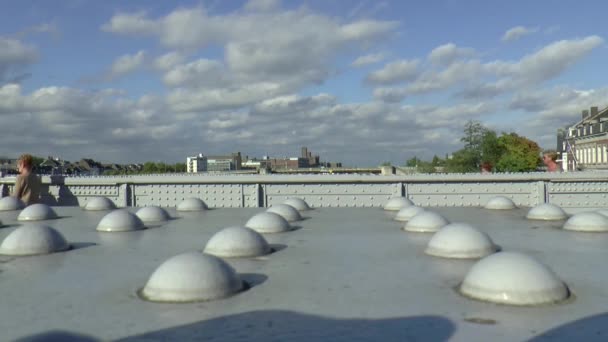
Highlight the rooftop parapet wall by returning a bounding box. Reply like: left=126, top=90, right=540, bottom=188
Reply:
left=2, top=172, right=608, bottom=208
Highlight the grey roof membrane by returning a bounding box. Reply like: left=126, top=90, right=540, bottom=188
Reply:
left=1, top=206, right=607, bottom=341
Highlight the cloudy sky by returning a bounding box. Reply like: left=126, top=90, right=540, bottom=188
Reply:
left=1, top=0, right=606, bottom=166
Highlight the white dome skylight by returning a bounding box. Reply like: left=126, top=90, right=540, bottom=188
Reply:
left=425, top=223, right=497, bottom=259
left=176, top=198, right=208, bottom=211
left=141, top=252, right=243, bottom=302
left=526, top=203, right=568, bottom=221
left=563, top=212, right=608, bottom=232
left=383, top=197, right=413, bottom=211
left=484, top=196, right=517, bottom=210
left=283, top=198, right=311, bottom=211
left=267, top=204, right=302, bottom=222
left=459, top=252, right=569, bottom=306
left=96, top=210, right=145, bottom=232
left=403, top=211, right=449, bottom=233
left=17, top=204, right=58, bottom=221
left=0, top=197, right=25, bottom=211
left=245, top=212, right=292, bottom=233
left=394, top=206, right=425, bottom=222
left=0, top=224, right=69, bottom=256
left=136, top=206, right=170, bottom=223
left=204, top=226, right=271, bottom=258
left=83, top=197, right=116, bottom=211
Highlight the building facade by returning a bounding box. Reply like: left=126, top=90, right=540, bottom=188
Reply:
left=186, top=154, right=208, bottom=173
left=559, top=106, right=608, bottom=171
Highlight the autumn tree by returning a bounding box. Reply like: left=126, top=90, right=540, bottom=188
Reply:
left=495, top=133, right=541, bottom=172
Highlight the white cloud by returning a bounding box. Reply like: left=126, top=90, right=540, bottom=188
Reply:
left=244, top=0, right=281, bottom=12
left=403, top=36, right=604, bottom=98
left=102, top=6, right=397, bottom=68
left=167, top=82, right=285, bottom=113
left=406, top=60, right=486, bottom=94
left=0, top=37, right=38, bottom=82
left=507, top=35, right=603, bottom=84
left=101, top=11, right=158, bottom=36
left=351, top=53, right=385, bottom=67
left=162, top=58, right=225, bottom=87
left=508, top=86, right=608, bottom=149
left=109, top=50, right=146, bottom=78
left=502, top=26, right=539, bottom=42
left=366, top=59, right=419, bottom=84
left=372, top=87, right=407, bottom=102
left=154, top=51, right=186, bottom=71
left=428, top=43, right=475, bottom=65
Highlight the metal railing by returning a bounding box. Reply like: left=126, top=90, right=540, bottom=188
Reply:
left=2, top=172, right=608, bottom=209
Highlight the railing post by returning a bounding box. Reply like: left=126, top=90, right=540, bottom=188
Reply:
left=119, top=184, right=130, bottom=208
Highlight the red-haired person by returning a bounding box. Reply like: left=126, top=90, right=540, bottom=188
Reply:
left=12, top=154, right=41, bottom=205
left=542, top=151, right=561, bottom=172
left=480, top=162, right=492, bottom=174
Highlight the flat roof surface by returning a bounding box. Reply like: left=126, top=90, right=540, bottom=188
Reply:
left=1, top=205, right=608, bottom=341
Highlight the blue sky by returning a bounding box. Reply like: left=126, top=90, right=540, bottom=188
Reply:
left=1, top=0, right=606, bottom=166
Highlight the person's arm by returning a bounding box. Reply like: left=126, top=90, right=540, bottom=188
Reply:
left=12, top=175, right=24, bottom=199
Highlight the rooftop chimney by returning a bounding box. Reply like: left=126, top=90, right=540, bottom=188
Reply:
left=582, top=110, right=590, bottom=120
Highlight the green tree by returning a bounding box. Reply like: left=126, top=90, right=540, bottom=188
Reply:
left=445, top=149, right=478, bottom=173
left=417, top=160, right=436, bottom=173
left=480, top=130, right=504, bottom=166
left=405, top=156, right=421, bottom=167
left=174, top=163, right=186, bottom=172
left=495, top=133, right=541, bottom=172
left=461, top=120, right=487, bottom=153
left=142, top=162, right=159, bottom=173
left=431, top=155, right=444, bottom=167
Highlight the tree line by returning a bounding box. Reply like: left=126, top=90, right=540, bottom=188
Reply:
left=403, top=120, right=542, bottom=173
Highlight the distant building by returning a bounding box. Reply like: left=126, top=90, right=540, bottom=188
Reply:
left=301, top=146, right=320, bottom=167
left=0, top=158, right=18, bottom=175
left=241, top=158, right=270, bottom=170
left=206, top=152, right=242, bottom=172
left=268, top=157, right=309, bottom=170
left=186, top=154, right=208, bottom=173
left=559, top=106, right=608, bottom=171
left=186, top=152, right=242, bottom=172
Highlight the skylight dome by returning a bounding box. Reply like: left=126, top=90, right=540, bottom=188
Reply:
left=204, top=226, right=271, bottom=258
left=96, top=210, right=145, bottom=232
left=245, top=212, right=292, bottom=233
left=484, top=196, right=516, bottom=210
left=394, top=206, right=425, bottom=222
left=383, top=197, right=413, bottom=211
left=83, top=197, right=116, bottom=211
left=176, top=198, right=208, bottom=211
left=141, top=252, right=243, bottom=302
left=136, top=206, right=170, bottom=223
left=403, top=211, right=449, bottom=233
left=459, top=252, right=569, bottom=306
left=267, top=204, right=302, bottom=222
left=283, top=198, right=311, bottom=211
left=18, top=204, right=58, bottom=221
left=563, top=212, right=608, bottom=232
left=425, top=223, right=497, bottom=259
left=0, top=197, right=25, bottom=211
left=526, top=204, right=568, bottom=221
left=0, top=224, right=69, bottom=256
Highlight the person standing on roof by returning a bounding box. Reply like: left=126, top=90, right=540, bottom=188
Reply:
left=12, top=154, right=41, bottom=205
left=542, top=150, right=562, bottom=172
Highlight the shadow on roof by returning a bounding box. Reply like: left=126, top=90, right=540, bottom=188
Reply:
left=15, top=330, right=99, bottom=342
left=115, top=310, right=456, bottom=342
left=528, top=312, right=608, bottom=342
